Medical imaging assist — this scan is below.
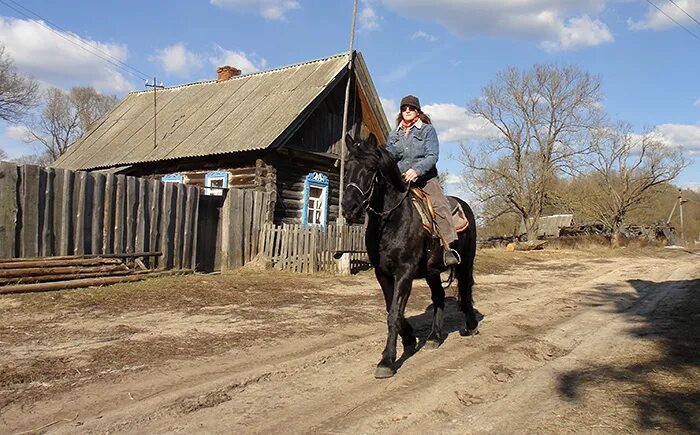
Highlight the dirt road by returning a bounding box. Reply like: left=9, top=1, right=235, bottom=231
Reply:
left=1, top=248, right=698, bottom=434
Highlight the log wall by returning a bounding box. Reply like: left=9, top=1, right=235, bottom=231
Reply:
left=0, top=162, right=199, bottom=270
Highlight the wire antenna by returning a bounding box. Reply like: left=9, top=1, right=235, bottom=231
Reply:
left=145, top=77, right=165, bottom=149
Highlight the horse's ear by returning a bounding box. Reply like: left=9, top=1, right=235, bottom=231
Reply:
left=367, top=133, right=378, bottom=148
left=344, top=133, right=355, bottom=151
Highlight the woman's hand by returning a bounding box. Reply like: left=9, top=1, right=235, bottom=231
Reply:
left=402, top=168, right=418, bottom=183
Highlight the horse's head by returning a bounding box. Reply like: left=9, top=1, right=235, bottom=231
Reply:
left=342, top=133, right=381, bottom=222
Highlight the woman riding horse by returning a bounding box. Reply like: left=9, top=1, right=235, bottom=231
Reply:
left=386, top=95, right=459, bottom=267
left=342, top=132, right=479, bottom=378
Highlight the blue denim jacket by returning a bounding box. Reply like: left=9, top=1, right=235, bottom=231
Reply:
left=386, top=119, right=439, bottom=180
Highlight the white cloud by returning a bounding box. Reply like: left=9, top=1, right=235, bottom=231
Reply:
left=411, top=31, right=438, bottom=42
left=380, top=97, right=397, bottom=126
left=0, top=17, right=133, bottom=93
left=209, top=46, right=267, bottom=75
left=4, top=125, right=32, bottom=142
left=539, top=15, right=613, bottom=52
left=652, top=123, right=700, bottom=156
left=150, top=43, right=202, bottom=79
left=210, top=0, right=300, bottom=20
left=379, top=99, right=496, bottom=142
left=694, top=98, right=700, bottom=106
left=628, top=0, right=700, bottom=30
left=442, top=173, right=463, bottom=185
left=360, top=0, right=381, bottom=31
left=381, top=0, right=613, bottom=51
left=423, top=103, right=498, bottom=143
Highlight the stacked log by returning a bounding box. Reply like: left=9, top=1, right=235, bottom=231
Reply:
left=0, top=253, right=186, bottom=294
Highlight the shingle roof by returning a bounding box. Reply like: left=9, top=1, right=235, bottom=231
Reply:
left=54, top=53, right=357, bottom=171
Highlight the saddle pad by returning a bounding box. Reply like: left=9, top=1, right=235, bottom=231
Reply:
left=452, top=203, right=470, bottom=233
left=411, top=189, right=470, bottom=235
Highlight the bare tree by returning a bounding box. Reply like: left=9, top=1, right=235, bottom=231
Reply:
left=460, top=64, right=604, bottom=241
left=572, top=123, right=687, bottom=243
left=0, top=45, right=39, bottom=123
left=25, top=86, right=118, bottom=162
left=0, top=147, right=7, bottom=161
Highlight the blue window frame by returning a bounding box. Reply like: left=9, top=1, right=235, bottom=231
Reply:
left=204, top=171, right=229, bottom=196
left=302, top=172, right=329, bottom=227
left=162, top=174, right=184, bottom=184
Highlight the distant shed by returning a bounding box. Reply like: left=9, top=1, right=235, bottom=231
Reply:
left=519, top=214, right=574, bottom=238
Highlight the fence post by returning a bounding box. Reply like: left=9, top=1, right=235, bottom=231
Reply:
left=0, top=162, right=18, bottom=258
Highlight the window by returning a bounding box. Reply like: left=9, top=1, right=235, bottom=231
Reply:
left=302, top=172, right=329, bottom=227
left=162, top=174, right=184, bottom=184
left=205, top=171, right=229, bottom=196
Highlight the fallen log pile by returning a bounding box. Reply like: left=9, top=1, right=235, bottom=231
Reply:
left=0, top=253, right=188, bottom=294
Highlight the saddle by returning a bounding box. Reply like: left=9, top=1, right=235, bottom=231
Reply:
left=410, top=188, right=470, bottom=239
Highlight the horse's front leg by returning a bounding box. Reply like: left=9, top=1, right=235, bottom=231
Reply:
left=376, top=274, right=413, bottom=379
left=424, top=273, right=445, bottom=349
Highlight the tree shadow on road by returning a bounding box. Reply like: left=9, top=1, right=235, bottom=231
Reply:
left=557, top=278, right=700, bottom=432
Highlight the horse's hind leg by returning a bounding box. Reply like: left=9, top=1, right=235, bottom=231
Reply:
left=457, top=261, right=479, bottom=336
left=424, top=274, right=445, bottom=349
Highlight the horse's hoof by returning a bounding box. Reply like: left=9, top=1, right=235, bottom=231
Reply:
left=403, top=337, right=418, bottom=355
left=374, top=365, right=395, bottom=379
left=423, top=339, right=441, bottom=350
left=460, top=326, right=480, bottom=337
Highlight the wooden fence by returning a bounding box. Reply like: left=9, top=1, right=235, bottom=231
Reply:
left=258, top=223, right=367, bottom=274
left=219, top=188, right=275, bottom=270
left=0, top=163, right=199, bottom=270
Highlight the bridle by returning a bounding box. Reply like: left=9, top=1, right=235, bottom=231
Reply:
left=346, top=171, right=411, bottom=218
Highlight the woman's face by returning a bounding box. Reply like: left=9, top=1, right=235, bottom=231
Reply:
left=401, top=105, right=418, bottom=122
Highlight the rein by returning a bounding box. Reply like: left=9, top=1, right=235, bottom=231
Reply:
left=346, top=172, right=411, bottom=218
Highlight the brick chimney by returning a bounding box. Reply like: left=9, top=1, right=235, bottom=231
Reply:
left=216, top=65, right=241, bottom=82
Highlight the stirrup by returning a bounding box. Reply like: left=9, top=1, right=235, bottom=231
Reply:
left=443, top=249, right=461, bottom=267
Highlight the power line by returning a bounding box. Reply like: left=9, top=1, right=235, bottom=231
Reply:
left=667, top=0, right=700, bottom=27
left=645, top=0, right=700, bottom=42
left=0, top=0, right=151, bottom=81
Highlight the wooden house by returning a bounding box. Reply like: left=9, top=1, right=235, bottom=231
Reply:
left=53, top=51, right=390, bottom=227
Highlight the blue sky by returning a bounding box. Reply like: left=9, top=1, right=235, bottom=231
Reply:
left=1, top=0, right=699, bottom=194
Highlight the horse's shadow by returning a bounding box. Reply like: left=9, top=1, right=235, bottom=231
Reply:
left=394, top=297, right=484, bottom=370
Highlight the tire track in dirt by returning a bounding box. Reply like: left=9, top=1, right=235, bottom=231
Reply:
left=6, top=253, right=697, bottom=434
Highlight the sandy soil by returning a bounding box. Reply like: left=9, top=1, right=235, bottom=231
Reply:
left=1, top=247, right=698, bottom=434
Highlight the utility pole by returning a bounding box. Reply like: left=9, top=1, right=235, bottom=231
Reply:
left=145, top=77, right=165, bottom=149
left=336, top=0, right=358, bottom=276
left=338, top=0, right=358, bottom=224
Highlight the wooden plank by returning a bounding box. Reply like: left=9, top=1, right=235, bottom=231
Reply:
left=20, top=165, right=41, bottom=258
left=102, top=174, right=115, bottom=254
left=125, top=176, right=137, bottom=253
left=91, top=173, right=106, bottom=255
left=0, top=264, right=128, bottom=279
left=182, top=186, right=196, bottom=269
left=40, top=167, right=55, bottom=257
left=148, top=180, right=162, bottom=268
left=0, top=162, right=18, bottom=258
left=135, top=178, right=147, bottom=256
left=73, top=172, right=87, bottom=255
left=173, top=183, right=185, bottom=269
left=242, top=190, right=253, bottom=264
left=310, top=227, right=317, bottom=274
left=189, top=187, right=200, bottom=270
left=252, top=191, right=263, bottom=259
left=160, top=183, right=176, bottom=269
left=59, top=170, right=74, bottom=256
left=113, top=175, right=127, bottom=254
left=232, top=189, right=244, bottom=268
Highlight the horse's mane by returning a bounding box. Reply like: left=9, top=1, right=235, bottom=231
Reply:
left=372, top=145, right=406, bottom=192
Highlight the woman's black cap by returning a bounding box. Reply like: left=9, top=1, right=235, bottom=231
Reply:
left=400, top=95, right=421, bottom=111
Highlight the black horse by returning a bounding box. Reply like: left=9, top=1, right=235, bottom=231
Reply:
left=342, top=133, right=479, bottom=378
